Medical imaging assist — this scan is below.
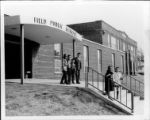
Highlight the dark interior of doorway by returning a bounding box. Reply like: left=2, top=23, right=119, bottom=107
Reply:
left=5, top=34, right=39, bottom=79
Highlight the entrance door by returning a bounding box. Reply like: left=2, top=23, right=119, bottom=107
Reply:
left=5, top=34, right=39, bottom=79
left=5, top=40, right=21, bottom=78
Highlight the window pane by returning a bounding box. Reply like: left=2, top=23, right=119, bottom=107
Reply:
left=111, top=36, right=116, bottom=49
left=54, top=44, right=61, bottom=56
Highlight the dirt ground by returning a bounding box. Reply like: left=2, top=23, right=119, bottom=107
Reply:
left=5, top=82, right=127, bottom=116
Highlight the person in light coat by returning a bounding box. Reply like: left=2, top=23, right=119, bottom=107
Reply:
left=113, top=67, right=123, bottom=99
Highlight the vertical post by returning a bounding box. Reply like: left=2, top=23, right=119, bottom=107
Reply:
left=139, top=82, right=140, bottom=93
left=126, top=90, right=127, bottom=106
left=92, top=70, right=93, bottom=86
left=120, top=85, right=121, bottom=102
left=61, top=43, right=63, bottom=71
left=85, top=67, right=88, bottom=88
left=131, top=92, right=134, bottom=113
left=130, top=76, right=131, bottom=90
left=128, top=51, right=130, bottom=75
left=97, top=73, right=99, bottom=89
left=73, top=39, right=75, bottom=58
left=20, top=24, right=24, bottom=84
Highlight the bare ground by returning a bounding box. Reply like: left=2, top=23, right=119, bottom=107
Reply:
left=5, top=82, right=127, bottom=116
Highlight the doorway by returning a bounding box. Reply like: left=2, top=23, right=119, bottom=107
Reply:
left=5, top=34, right=39, bottom=79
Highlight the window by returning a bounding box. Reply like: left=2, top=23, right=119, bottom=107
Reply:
left=54, top=44, right=61, bottom=57
left=128, top=44, right=130, bottom=50
left=133, top=47, right=136, bottom=56
left=107, top=34, right=111, bottom=47
left=116, top=39, right=119, bottom=50
left=131, top=46, right=133, bottom=52
left=111, top=36, right=116, bottom=49
left=119, top=40, right=123, bottom=51
left=54, top=44, right=61, bottom=73
left=97, top=50, right=102, bottom=73
left=123, top=42, right=126, bottom=51
left=83, top=45, right=89, bottom=72
left=112, top=53, right=115, bottom=69
left=121, top=55, right=124, bottom=73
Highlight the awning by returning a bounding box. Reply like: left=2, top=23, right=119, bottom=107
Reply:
left=5, top=15, right=82, bottom=44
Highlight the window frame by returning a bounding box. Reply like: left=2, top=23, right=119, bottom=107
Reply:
left=112, top=53, right=115, bottom=69
left=83, top=45, right=89, bottom=72
left=97, top=49, right=102, bottom=73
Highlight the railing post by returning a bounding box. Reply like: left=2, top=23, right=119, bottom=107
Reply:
left=108, top=77, right=110, bottom=97
left=131, top=92, right=134, bottom=113
left=139, top=82, right=140, bottom=93
left=126, top=75, right=127, bottom=86
left=130, top=76, right=132, bottom=90
left=85, top=67, right=88, bottom=88
left=126, top=90, right=127, bottom=106
left=103, top=75, right=105, bottom=92
left=135, top=80, right=136, bottom=91
left=92, top=70, right=93, bottom=86
left=97, top=73, right=99, bottom=89
left=120, top=85, right=121, bottom=102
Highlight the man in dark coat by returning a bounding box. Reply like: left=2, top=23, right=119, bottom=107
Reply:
left=71, top=58, right=76, bottom=84
left=75, top=53, right=82, bottom=84
left=104, top=66, right=114, bottom=99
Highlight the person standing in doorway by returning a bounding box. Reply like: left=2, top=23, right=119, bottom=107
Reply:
left=75, top=53, right=82, bottom=84
left=67, top=54, right=72, bottom=84
left=60, top=54, right=68, bottom=84
left=104, top=66, right=114, bottom=99
left=113, top=67, right=123, bottom=99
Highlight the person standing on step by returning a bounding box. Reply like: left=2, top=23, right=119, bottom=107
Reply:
left=75, top=53, right=82, bottom=84
left=113, top=67, right=123, bottom=99
left=104, top=66, right=114, bottom=100
left=67, top=54, right=72, bottom=84
left=60, top=54, right=68, bottom=84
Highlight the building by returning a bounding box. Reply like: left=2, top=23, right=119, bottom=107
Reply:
left=4, top=15, right=137, bottom=81
left=69, top=20, right=137, bottom=76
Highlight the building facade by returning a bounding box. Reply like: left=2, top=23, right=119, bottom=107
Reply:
left=5, top=17, right=137, bottom=80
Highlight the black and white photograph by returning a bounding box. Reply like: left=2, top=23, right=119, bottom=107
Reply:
left=1, top=1, right=150, bottom=120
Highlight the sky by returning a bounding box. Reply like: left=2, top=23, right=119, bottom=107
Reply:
left=2, top=1, right=150, bottom=51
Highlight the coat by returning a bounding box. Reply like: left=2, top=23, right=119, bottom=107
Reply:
left=74, top=57, right=82, bottom=71
left=105, top=71, right=114, bottom=93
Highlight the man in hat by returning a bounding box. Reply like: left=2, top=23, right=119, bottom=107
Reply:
left=75, top=53, right=82, bottom=84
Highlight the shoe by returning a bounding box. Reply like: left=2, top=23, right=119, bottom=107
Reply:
left=76, top=82, right=80, bottom=84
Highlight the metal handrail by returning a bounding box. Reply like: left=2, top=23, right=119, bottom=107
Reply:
left=85, top=66, right=134, bottom=113
left=122, top=74, right=144, bottom=98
